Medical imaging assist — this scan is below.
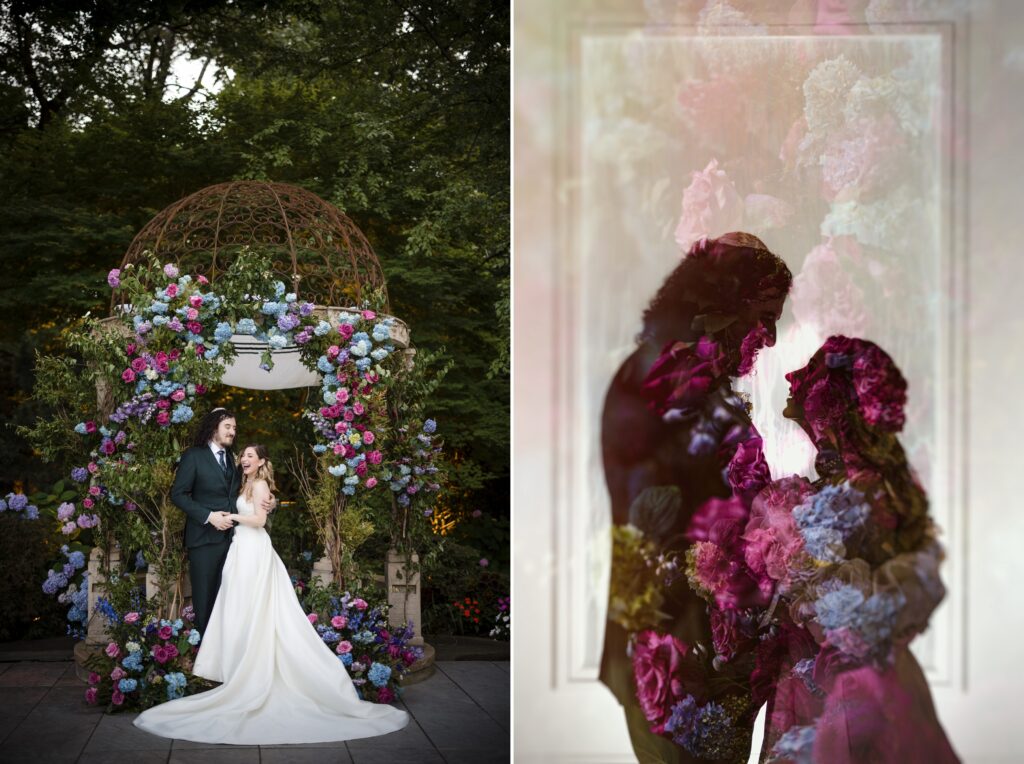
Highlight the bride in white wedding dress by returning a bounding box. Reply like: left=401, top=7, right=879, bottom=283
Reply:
left=133, top=444, right=410, bottom=745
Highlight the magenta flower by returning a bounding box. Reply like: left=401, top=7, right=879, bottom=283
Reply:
left=151, top=645, right=170, bottom=664
left=166, top=283, right=179, bottom=298
left=82, top=498, right=94, bottom=509
left=85, top=421, right=97, bottom=433
left=336, top=640, right=353, bottom=654
left=365, top=477, right=378, bottom=488
left=362, top=310, right=376, bottom=319
left=331, top=615, right=347, bottom=629
left=85, top=686, right=98, bottom=704
left=727, top=436, right=771, bottom=507
left=363, top=431, right=375, bottom=444
left=158, top=626, right=173, bottom=641
left=631, top=630, right=692, bottom=735
left=121, top=368, right=136, bottom=383
left=479, top=558, right=489, bottom=567
left=197, top=274, right=208, bottom=284
left=155, top=411, right=170, bottom=426
left=111, top=689, right=124, bottom=705
left=307, top=613, right=318, bottom=625
left=352, top=598, right=368, bottom=611
left=130, top=357, right=147, bottom=373
left=124, top=612, right=140, bottom=624
left=377, top=686, right=395, bottom=703
left=105, top=642, right=121, bottom=659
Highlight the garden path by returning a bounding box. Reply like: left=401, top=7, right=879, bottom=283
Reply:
left=0, top=657, right=510, bottom=763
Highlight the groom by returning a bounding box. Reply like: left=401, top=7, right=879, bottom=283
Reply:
left=599, top=233, right=792, bottom=761
left=170, top=407, right=274, bottom=638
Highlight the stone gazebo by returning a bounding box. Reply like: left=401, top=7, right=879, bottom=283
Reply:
left=82, top=181, right=430, bottom=676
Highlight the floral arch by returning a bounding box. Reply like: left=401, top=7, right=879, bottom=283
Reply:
left=24, top=182, right=445, bottom=702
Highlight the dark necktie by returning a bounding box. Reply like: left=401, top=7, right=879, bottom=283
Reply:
left=217, top=449, right=231, bottom=478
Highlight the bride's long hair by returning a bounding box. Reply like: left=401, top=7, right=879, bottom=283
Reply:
left=239, top=443, right=277, bottom=500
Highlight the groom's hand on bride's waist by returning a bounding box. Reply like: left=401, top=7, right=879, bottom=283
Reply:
left=261, top=495, right=278, bottom=514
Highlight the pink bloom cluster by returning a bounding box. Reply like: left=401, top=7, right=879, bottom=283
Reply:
left=641, top=337, right=727, bottom=416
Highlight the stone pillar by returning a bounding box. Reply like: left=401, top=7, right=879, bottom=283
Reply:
left=312, top=554, right=334, bottom=586
left=85, top=545, right=120, bottom=645
left=386, top=548, right=423, bottom=645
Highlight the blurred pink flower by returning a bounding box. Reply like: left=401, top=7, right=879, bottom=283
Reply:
left=674, top=159, right=743, bottom=252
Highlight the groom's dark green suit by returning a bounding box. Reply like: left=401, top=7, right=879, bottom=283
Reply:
left=170, top=444, right=242, bottom=637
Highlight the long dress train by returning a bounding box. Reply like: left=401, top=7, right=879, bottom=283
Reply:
left=133, top=494, right=410, bottom=745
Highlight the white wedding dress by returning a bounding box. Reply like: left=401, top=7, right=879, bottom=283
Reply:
left=133, top=494, right=410, bottom=744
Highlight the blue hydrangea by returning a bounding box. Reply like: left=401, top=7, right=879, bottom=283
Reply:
left=203, top=347, right=220, bottom=360
left=355, top=358, right=372, bottom=371
left=25, top=505, right=39, bottom=520
left=268, top=334, right=288, bottom=350
left=149, top=301, right=168, bottom=314
left=165, top=671, right=187, bottom=700
left=317, top=356, right=335, bottom=373
left=8, top=493, right=27, bottom=511
left=341, top=484, right=356, bottom=496
left=122, top=651, right=143, bottom=672
left=118, top=678, right=138, bottom=693
left=813, top=582, right=865, bottom=630
left=799, top=526, right=847, bottom=563
left=74, top=422, right=88, bottom=435
left=320, top=629, right=340, bottom=643
left=235, top=318, right=257, bottom=335
left=214, top=322, right=234, bottom=344
left=370, top=348, right=388, bottom=362
left=313, top=320, right=331, bottom=336
left=171, top=405, right=194, bottom=424
left=343, top=475, right=359, bottom=485
left=71, top=467, right=88, bottom=482
left=353, top=630, right=375, bottom=645
left=188, top=629, right=201, bottom=646
left=423, top=419, right=437, bottom=434
left=67, top=550, right=86, bottom=569
left=339, top=652, right=354, bottom=666
left=273, top=281, right=286, bottom=298
left=367, top=663, right=391, bottom=688
left=284, top=292, right=297, bottom=303
left=261, top=301, right=282, bottom=315
left=152, top=315, right=168, bottom=327
left=313, top=444, right=327, bottom=454
left=350, top=339, right=370, bottom=357
left=372, top=323, right=390, bottom=342
left=322, top=391, right=337, bottom=405
left=42, top=569, right=68, bottom=595
left=328, top=464, right=347, bottom=477
left=770, top=725, right=816, bottom=764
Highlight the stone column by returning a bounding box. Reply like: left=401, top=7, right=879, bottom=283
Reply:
left=85, top=545, right=120, bottom=645
left=311, top=554, right=334, bottom=586
left=385, top=548, right=423, bottom=645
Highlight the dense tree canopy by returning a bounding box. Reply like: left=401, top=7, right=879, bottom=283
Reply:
left=0, top=0, right=509, bottom=516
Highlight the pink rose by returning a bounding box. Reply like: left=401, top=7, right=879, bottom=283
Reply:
left=124, top=612, right=140, bottom=624
left=171, top=389, right=186, bottom=402
left=355, top=462, right=368, bottom=477
left=186, top=307, right=199, bottom=320
left=307, top=613, right=318, bottom=624
left=190, top=295, right=203, bottom=308
left=82, top=498, right=94, bottom=509
left=166, top=283, right=179, bottom=298
left=186, top=321, right=202, bottom=334
left=363, top=430, right=374, bottom=444
left=337, top=388, right=349, bottom=403
left=685, top=496, right=748, bottom=547
left=195, top=383, right=206, bottom=394
left=158, top=626, right=173, bottom=640
left=170, top=349, right=182, bottom=361
left=89, top=485, right=101, bottom=496
left=100, top=440, right=116, bottom=456
left=121, top=368, right=136, bottom=383
left=362, top=310, right=376, bottom=319
left=339, top=324, right=354, bottom=339
left=105, top=642, right=121, bottom=659
left=365, top=477, right=378, bottom=489
left=111, top=689, right=124, bottom=705
left=327, top=344, right=341, bottom=360
left=110, top=666, right=126, bottom=681
left=352, top=402, right=365, bottom=416
left=197, top=274, right=209, bottom=284
left=165, top=643, right=179, bottom=660
left=85, top=421, right=97, bottom=433
left=673, top=158, right=744, bottom=252
left=331, top=615, right=347, bottom=629
left=151, top=645, right=170, bottom=664
left=377, top=686, right=395, bottom=703
left=631, top=630, right=693, bottom=734
left=88, top=672, right=101, bottom=685
left=352, top=598, right=368, bottom=611
left=88, top=462, right=99, bottom=473
left=85, top=686, right=98, bottom=704
left=156, top=411, right=170, bottom=426
left=336, top=640, right=353, bottom=654
left=641, top=337, right=727, bottom=415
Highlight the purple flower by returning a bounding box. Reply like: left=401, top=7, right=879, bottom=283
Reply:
left=70, top=467, right=88, bottom=482
left=631, top=630, right=695, bottom=735
left=107, top=269, right=121, bottom=288
left=163, top=263, right=179, bottom=279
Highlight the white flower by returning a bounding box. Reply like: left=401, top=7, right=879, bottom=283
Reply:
left=145, top=369, right=159, bottom=381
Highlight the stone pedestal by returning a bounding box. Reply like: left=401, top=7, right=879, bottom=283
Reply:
left=75, top=545, right=120, bottom=681
left=385, top=548, right=422, bottom=645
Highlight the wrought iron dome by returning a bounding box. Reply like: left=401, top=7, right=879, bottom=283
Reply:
left=111, top=180, right=387, bottom=312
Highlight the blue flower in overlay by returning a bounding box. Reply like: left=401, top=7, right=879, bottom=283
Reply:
left=813, top=582, right=865, bottom=630
left=770, top=725, right=816, bottom=763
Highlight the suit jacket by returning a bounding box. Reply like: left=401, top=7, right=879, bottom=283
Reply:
left=171, top=445, right=242, bottom=549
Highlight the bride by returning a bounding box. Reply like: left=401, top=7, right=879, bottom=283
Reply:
left=133, top=443, right=410, bottom=745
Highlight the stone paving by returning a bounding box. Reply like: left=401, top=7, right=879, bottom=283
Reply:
left=0, top=658, right=510, bottom=763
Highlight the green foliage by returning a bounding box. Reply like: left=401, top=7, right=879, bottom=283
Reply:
left=0, top=511, right=70, bottom=640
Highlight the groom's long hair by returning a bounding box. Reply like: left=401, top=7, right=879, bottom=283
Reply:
left=191, top=407, right=237, bottom=448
